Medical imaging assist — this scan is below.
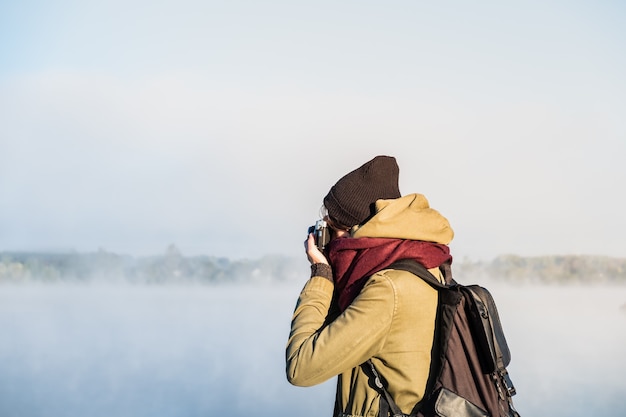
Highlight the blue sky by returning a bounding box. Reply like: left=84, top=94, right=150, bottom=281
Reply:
left=1, top=1, right=625, bottom=260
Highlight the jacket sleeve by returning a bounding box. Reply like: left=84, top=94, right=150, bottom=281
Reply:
left=285, top=273, right=396, bottom=387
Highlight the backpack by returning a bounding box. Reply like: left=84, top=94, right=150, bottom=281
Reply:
left=365, top=259, right=520, bottom=417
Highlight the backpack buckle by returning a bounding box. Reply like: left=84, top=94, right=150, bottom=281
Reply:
left=501, top=369, right=516, bottom=397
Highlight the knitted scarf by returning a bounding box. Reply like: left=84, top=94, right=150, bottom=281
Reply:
left=326, top=237, right=452, bottom=311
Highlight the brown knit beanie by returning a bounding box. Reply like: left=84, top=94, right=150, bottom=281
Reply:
left=323, top=155, right=401, bottom=228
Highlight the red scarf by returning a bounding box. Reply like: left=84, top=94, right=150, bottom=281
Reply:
left=327, top=237, right=452, bottom=311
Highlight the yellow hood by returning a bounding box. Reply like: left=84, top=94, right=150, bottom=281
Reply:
left=352, top=193, right=454, bottom=244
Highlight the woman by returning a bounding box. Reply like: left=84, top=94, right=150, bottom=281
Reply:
left=286, top=155, right=454, bottom=417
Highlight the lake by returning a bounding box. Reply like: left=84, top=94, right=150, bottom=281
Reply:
left=1, top=282, right=625, bottom=416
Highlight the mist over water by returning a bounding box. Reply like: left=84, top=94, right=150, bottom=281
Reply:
left=1, top=282, right=625, bottom=417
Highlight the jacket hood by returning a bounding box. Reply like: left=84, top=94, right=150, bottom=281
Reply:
left=352, top=193, right=454, bottom=244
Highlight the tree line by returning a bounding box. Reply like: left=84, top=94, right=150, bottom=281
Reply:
left=0, top=245, right=306, bottom=285
left=453, top=254, right=626, bottom=285
left=1, top=246, right=625, bottom=285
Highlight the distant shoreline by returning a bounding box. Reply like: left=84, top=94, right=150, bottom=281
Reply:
left=1, top=248, right=625, bottom=285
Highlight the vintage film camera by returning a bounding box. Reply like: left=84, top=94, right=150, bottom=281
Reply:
left=308, top=219, right=330, bottom=251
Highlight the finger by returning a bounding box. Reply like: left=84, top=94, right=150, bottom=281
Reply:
left=308, top=232, right=318, bottom=247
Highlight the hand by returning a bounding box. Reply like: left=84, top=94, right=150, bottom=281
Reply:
left=304, top=233, right=329, bottom=265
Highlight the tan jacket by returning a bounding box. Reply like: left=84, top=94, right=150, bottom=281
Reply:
left=286, top=194, right=453, bottom=417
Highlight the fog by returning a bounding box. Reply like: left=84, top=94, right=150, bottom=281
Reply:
left=1, top=282, right=625, bottom=417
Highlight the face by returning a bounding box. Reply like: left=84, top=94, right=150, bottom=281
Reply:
left=324, top=215, right=350, bottom=240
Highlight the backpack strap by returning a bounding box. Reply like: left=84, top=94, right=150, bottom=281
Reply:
left=388, top=258, right=455, bottom=288
left=365, top=360, right=408, bottom=417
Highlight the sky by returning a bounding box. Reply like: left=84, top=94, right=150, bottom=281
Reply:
left=1, top=0, right=625, bottom=261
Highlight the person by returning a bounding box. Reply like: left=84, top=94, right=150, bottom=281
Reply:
left=285, top=155, right=454, bottom=417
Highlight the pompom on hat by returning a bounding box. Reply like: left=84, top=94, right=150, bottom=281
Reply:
left=323, top=155, right=401, bottom=228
